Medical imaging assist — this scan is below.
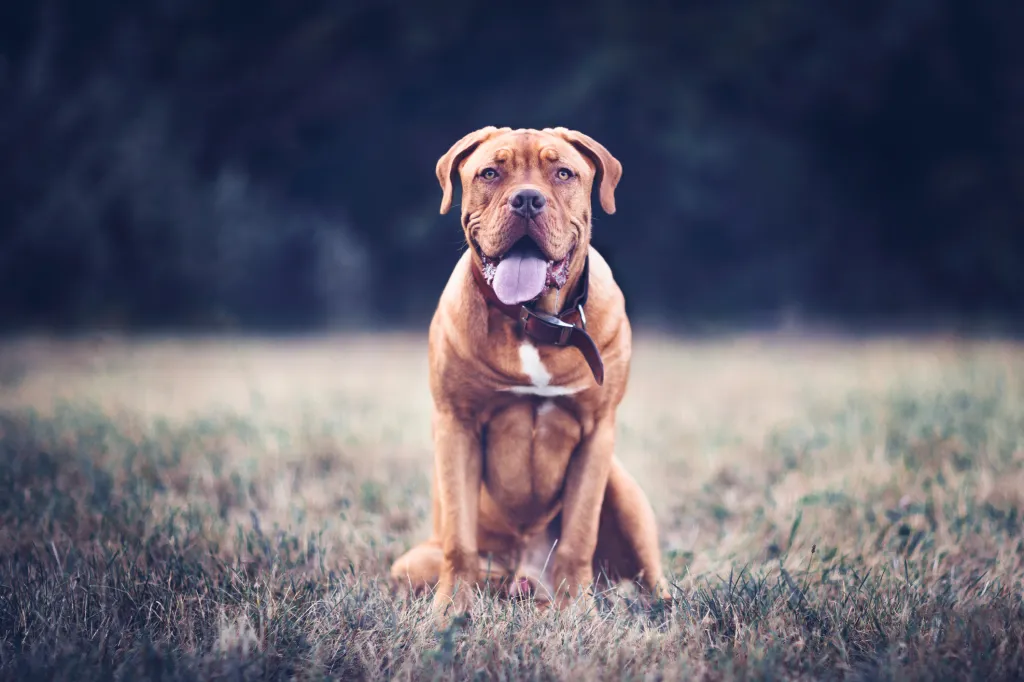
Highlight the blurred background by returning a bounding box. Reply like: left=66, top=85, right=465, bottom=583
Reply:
left=1, top=0, right=1021, bottom=336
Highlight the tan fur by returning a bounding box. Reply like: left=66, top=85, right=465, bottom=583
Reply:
left=391, top=128, right=669, bottom=620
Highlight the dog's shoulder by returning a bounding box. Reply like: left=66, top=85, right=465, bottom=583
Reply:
left=584, top=246, right=626, bottom=314
left=427, top=251, right=492, bottom=397
left=433, top=251, right=487, bottom=337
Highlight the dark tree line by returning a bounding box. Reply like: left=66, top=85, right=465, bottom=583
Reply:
left=1, top=1, right=1022, bottom=333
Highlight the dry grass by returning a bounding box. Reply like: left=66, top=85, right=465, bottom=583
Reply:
left=1, top=331, right=1023, bottom=680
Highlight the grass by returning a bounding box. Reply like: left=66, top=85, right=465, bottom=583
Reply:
left=1, top=332, right=1023, bottom=680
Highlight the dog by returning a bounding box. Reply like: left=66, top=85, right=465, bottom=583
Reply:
left=390, top=127, right=669, bottom=620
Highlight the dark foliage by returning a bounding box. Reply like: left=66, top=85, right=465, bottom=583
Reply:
left=1, top=1, right=1022, bottom=332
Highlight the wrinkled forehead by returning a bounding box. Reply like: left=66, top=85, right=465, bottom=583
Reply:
left=462, top=130, right=591, bottom=174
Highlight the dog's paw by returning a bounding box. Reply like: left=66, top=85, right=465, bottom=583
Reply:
left=431, top=580, right=476, bottom=626
left=553, top=592, right=597, bottom=617
left=648, top=577, right=673, bottom=604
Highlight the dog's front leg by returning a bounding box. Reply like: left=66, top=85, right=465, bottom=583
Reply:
left=431, top=408, right=482, bottom=622
left=551, top=413, right=616, bottom=610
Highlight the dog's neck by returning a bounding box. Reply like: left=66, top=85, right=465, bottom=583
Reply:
left=469, top=250, right=604, bottom=385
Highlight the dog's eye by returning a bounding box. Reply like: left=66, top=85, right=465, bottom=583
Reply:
left=480, top=168, right=498, bottom=180
left=556, top=168, right=574, bottom=181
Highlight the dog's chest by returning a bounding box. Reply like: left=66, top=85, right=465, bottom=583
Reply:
left=501, top=342, right=584, bottom=397
left=482, top=397, right=582, bottom=524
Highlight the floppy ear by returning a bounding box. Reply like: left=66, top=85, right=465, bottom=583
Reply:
left=544, top=127, right=623, bottom=214
left=435, top=126, right=506, bottom=215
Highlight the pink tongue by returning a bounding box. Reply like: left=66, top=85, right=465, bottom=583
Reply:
left=492, top=241, right=549, bottom=305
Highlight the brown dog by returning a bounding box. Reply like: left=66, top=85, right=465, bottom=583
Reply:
left=390, top=127, right=669, bottom=620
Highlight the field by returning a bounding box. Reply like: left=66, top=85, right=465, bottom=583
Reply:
left=1, top=332, right=1023, bottom=680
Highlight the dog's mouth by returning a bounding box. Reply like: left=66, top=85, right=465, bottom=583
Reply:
left=477, top=237, right=575, bottom=306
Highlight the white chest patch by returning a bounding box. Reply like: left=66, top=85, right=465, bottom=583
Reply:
left=505, top=342, right=582, bottom=397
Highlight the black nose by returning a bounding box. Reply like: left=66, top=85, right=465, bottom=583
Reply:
left=509, top=188, right=546, bottom=217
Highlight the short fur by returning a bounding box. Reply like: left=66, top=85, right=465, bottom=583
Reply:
left=391, top=127, right=669, bottom=620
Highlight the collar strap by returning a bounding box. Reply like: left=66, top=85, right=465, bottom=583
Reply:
left=471, top=256, right=605, bottom=386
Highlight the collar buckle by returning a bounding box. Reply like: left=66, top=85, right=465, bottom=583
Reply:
left=576, top=304, right=587, bottom=331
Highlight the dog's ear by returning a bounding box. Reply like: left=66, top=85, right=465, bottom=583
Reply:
left=544, top=128, right=623, bottom=214
left=436, top=127, right=505, bottom=215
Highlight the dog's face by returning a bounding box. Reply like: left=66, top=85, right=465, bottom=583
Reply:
left=436, top=127, right=622, bottom=305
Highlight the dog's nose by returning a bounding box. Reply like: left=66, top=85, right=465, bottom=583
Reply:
left=509, top=188, right=546, bottom=217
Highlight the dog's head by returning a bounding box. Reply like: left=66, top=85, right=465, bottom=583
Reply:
left=436, top=127, right=622, bottom=306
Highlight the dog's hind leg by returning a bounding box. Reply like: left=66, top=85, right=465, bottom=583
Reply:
left=390, top=539, right=515, bottom=598
left=390, top=541, right=444, bottom=595
left=592, top=459, right=671, bottom=601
